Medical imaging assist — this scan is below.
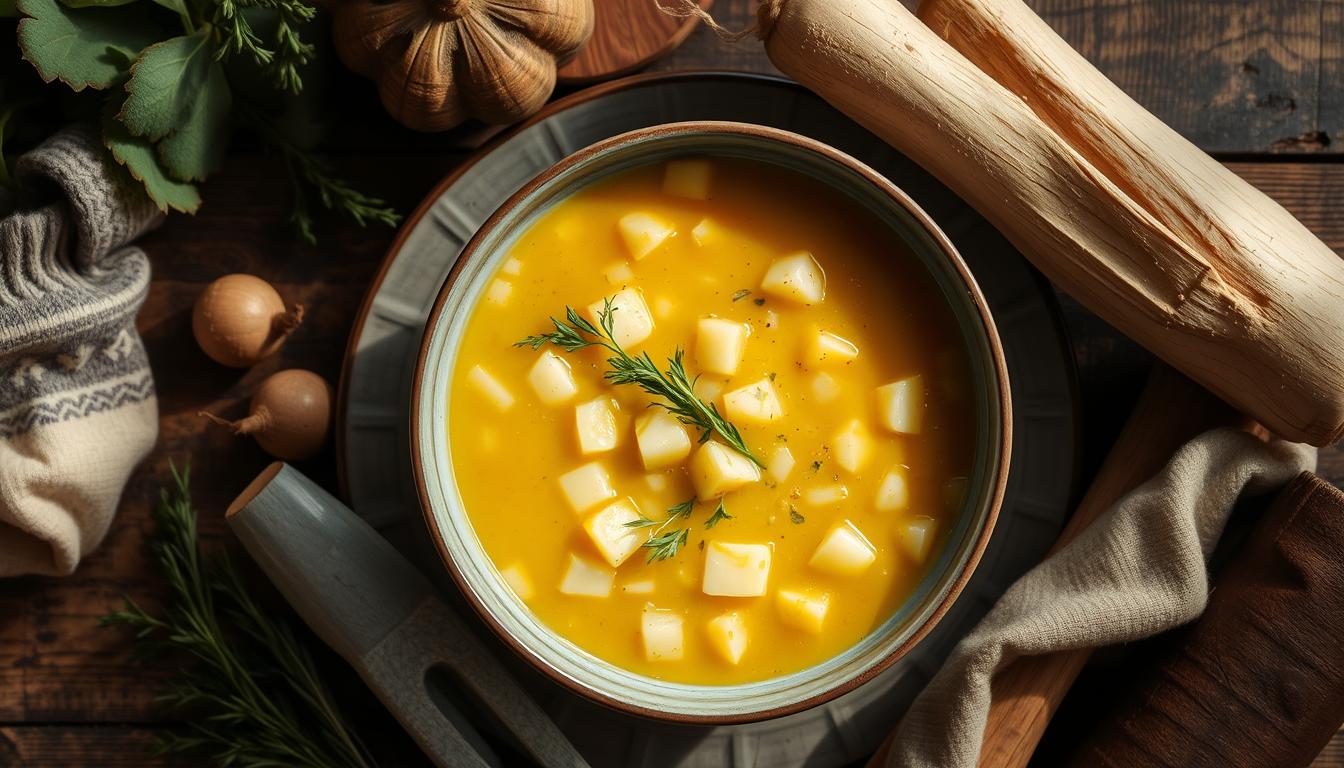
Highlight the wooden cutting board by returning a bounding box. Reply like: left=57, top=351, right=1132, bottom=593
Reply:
left=558, top=0, right=713, bottom=84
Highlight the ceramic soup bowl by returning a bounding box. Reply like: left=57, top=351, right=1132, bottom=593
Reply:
left=412, top=122, right=1011, bottom=723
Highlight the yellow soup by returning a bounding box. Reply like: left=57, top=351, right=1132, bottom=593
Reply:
left=449, top=156, right=976, bottom=685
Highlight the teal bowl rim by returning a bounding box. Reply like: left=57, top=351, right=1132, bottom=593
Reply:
left=411, top=121, right=1012, bottom=724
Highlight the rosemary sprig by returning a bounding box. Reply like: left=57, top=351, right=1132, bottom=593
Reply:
left=704, top=499, right=733, bottom=529
left=517, top=301, right=763, bottom=467
left=100, top=465, right=376, bottom=768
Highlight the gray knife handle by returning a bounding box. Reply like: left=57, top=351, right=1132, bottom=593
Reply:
left=227, top=462, right=588, bottom=768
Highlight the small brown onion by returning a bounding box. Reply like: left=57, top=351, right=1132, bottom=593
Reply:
left=201, top=369, right=332, bottom=460
left=193, top=274, right=304, bottom=368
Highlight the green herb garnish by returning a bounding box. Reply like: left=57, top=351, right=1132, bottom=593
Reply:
left=625, top=497, right=696, bottom=563
left=789, top=505, right=806, bottom=525
left=732, top=288, right=752, bottom=302
left=704, top=499, right=733, bottom=529
left=517, top=300, right=763, bottom=467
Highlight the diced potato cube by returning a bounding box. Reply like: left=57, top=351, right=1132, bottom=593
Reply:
left=641, top=605, right=684, bottom=661
left=499, top=563, right=534, bottom=601
left=691, top=217, right=716, bottom=246
left=466, top=365, right=513, bottom=411
left=775, top=588, right=831, bottom=634
left=635, top=410, right=693, bottom=469
left=695, top=317, right=750, bottom=376
left=876, top=375, right=925, bottom=435
left=558, top=462, right=617, bottom=513
left=767, top=444, right=796, bottom=483
left=559, top=553, right=614, bottom=597
left=804, top=484, right=849, bottom=506
left=693, top=377, right=725, bottom=401
left=618, top=212, right=675, bottom=261
left=583, top=498, right=646, bottom=567
left=805, top=329, right=859, bottom=367
left=527, top=351, right=578, bottom=406
left=900, top=516, right=938, bottom=564
left=689, top=442, right=761, bottom=500
left=662, top=158, right=712, bottom=200
left=622, top=579, right=656, bottom=595
left=575, top=397, right=622, bottom=455
left=875, top=466, right=911, bottom=512
left=603, top=261, right=634, bottom=285
left=810, top=372, right=840, bottom=403
left=485, top=279, right=512, bottom=305
left=760, top=251, right=826, bottom=305
left=587, top=288, right=655, bottom=348
left=706, top=612, right=749, bottom=665
left=832, top=419, right=873, bottom=474
left=702, top=541, right=772, bottom=597
left=501, top=257, right=523, bottom=276
left=809, top=521, right=877, bottom=577
left=645, top=473, right=670, bottom=492
left=722, top=378, right=784, bottom=424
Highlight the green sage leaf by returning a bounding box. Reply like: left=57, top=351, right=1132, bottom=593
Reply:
left=119, top=31, right=211, bottom=141
left=16, top=0, right=158, bottom=90
left=157, top=61, right=231, bottom=181
left=102, top=90, right=200, bottom=213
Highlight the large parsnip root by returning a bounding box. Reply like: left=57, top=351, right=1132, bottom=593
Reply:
left=754, top=0, right=1344, bottom=445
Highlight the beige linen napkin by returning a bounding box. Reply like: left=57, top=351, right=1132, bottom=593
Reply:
left=0, top=126, right=161, bottom=577
left=888, top=427, right=1317, bottom=768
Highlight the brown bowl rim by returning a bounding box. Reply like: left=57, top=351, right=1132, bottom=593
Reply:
left=409, top=120, right=1013, bottom=725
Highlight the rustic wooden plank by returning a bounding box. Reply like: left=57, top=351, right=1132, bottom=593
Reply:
left=1312, top=732, right=1344, bottom=767
left=0, top=726, right=190, bottom=767
left=653, top=0, right=1340, bottom=155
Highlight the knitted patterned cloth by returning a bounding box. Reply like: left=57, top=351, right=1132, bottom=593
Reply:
left=0, top=125, right=161, bottom=577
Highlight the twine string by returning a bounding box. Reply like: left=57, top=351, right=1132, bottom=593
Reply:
left=655, top=0, right=781, bottom=43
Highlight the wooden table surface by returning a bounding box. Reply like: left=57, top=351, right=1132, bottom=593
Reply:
left=5, top=1, right=1344, bottom=765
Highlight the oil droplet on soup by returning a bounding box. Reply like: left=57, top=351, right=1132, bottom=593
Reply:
left=449, top=157, right=977, bottom=685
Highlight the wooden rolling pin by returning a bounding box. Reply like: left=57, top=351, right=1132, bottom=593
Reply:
left=738, top=0, right=1344, bottom=446
left=1068, top=472, right=1344, bottom=768
left=864, top=365, right=1243, bottom=767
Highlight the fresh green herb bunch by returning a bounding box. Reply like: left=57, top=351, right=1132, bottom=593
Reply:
left=100, top=465, right=377, bottom=768
left=11, top=0, right=399, bottom=241
left=517, top=300, right=764, bottom=468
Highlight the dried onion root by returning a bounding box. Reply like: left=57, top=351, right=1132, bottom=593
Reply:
left=201, top=369, right=332, bottom=460
left=193, top=274, right=305, bottom=368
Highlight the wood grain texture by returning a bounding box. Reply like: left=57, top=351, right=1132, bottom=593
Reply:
left=0, top=726, right=190, bottom=767
left=1067, top=473, right=1344, bottom=768
left=558, top=0, right=713, bottom=84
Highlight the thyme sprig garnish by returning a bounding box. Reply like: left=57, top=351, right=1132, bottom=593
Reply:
left=705, top=499, right=733, bottom=529
left=625, top=497, right=695, bottom=563
left=100, top=465, right=376, bottom=768
left=516, top=300, right=763, bottom=467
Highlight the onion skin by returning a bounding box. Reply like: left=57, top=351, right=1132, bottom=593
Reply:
left=193, top=274, right=304, bottom=368
left=201, top=369, right=332, bottom=460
